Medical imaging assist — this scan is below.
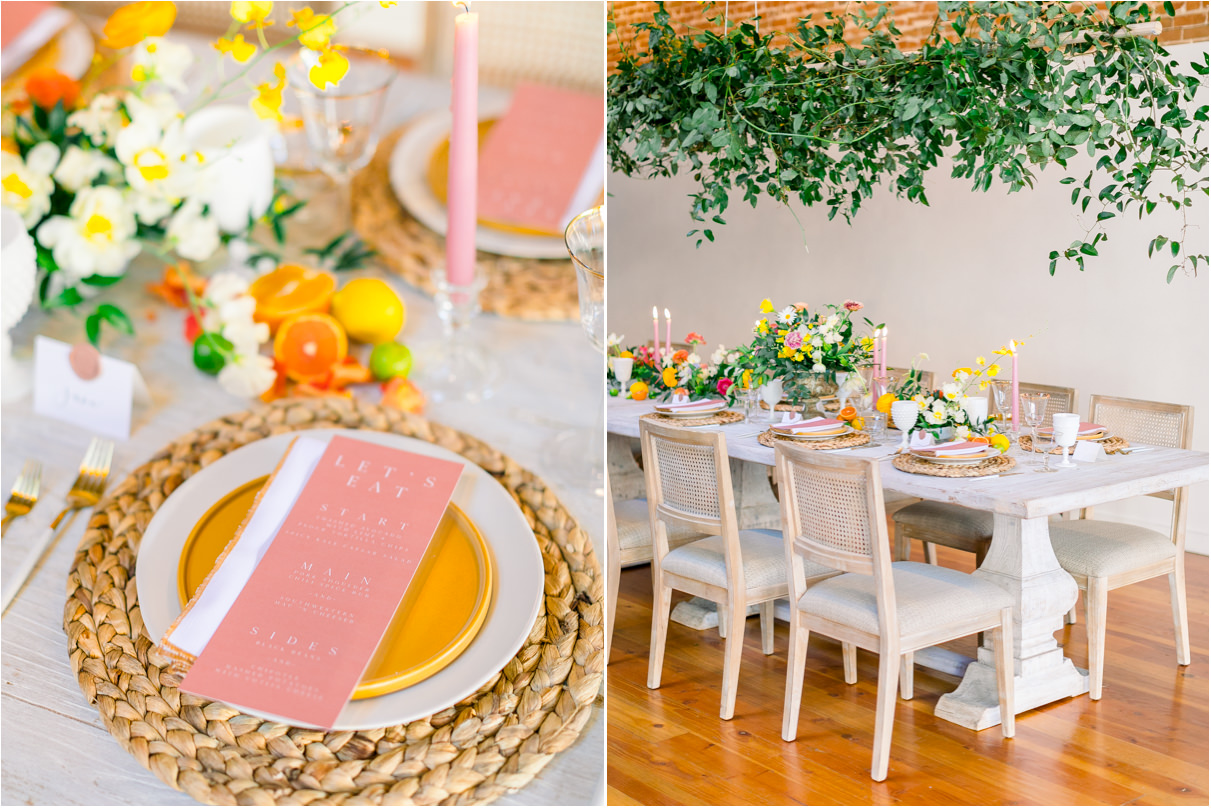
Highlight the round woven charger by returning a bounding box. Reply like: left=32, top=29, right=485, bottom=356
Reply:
left=350, top=128, right=578, bottom=322
left=640, top=410, right=744, bottom=428
left=891, top=453, right=1015, bottom=478
left=757, top=430, right=872, bottom=450
left=64, top=397, right=603, bottom=806
left=1019, top=434, right=1129, bottom=455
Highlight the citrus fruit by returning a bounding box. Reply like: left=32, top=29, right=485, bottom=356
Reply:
left=330, top=278, right=405, bottom=344
left=630, top=381, right=649, bottom=401
left=192, top=332, right=231, bottom=375
left=970, top=436, right=991, bottom=445
left=851, top=416, right=865, bottom=430
left=370, top=342, right=413, bottom=381
left=839, top=405, right=858, bottom=421
left=249, top=264, right=336, bottom=333
left=273, top=312, right=348, bottom=382
left=989, top=434, right=1011, bottom=453
left=875, top=393, right=896, bottom=414
left=381, top=377, right=425, bottom=414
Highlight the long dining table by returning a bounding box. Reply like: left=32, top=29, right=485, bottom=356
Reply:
left=607, top=397, right=1210, bottom=730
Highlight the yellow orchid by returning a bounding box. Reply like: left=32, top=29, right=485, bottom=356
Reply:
left=231, top=1, right=273, bottom=25
left=975, top=356, right=986, bottom=366
left=986, top=363, right=1001, bottom=377
left=100, top=1, right=176, bottom=50
left=250, top=62, right=286, bottom=122
left=380, top=1, right=397, bottom=5
left=952, top=367, right=972, bottom=379
left=759, top=298, right=774, bottom=313
left=309, top=46, right=349, bottom=90
left=290, top=7, right=336, bottom=50
left=214, top=34, right=256, bottom=63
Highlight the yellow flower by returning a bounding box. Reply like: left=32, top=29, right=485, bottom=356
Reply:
left=101, top=1, right=176, bottom=49
left=875, top=393, right=895, bottom=414
left=741, top=369, right=752, bottom=389
left=661, top=367, right=677, bottom=388
left=309, top=47, right=349, bottom=90
left=379, top=1, right=397, bottom=5
left=2, top=172, right=32, bottom=199
left=214, top=34, right=256, bottom=62
left=250, top=62, right=286, bottom=122
left=231, top=1, right=272, bottom=25
left=858, top=336, right=873, bottom=349
left=792, top=351, right=804, bottom=361
left=619, top=350, right=633, bottom=359
left=759, top=298, right=774, bottom=313
left=975, top=356, right=986, bottom=366
left=757, top=321, right=769, bottom=335
left=778, top=346, right=794, bottom=359
left=289, top=7, right=336, bottom=50
left=986, top=363, right=1001, bottom=378
left=952, top=367, right=972, bottom=379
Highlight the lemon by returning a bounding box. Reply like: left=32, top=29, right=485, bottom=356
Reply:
left=989, top=434, right=1011, bottom=453
left=330, top=278, right=405, bottom=344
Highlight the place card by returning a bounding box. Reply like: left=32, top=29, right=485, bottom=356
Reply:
left=32, top=336, right=143, bottom=440
left=179, top=435, right=464, bottom=728
left=1073, top=441, right=1106, bottom=462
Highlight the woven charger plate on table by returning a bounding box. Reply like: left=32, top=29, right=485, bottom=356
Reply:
left=892, top=452, right=1015, bottom=478
left=64, top=397, right=602, bottom=806
left=757, top=430, right=872, bottom=451
left=351, top=128, right=578, bottom=322
left=640, top=410, right=745, bottom=428
left=1019, top=434, right=1130, bottom=455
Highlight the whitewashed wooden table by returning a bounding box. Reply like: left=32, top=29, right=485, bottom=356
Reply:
left=608, top=398, right=1209, bottom=729
left=0, top=61, right=604, bottom=807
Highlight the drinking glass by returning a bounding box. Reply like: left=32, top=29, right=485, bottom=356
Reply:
left=739, top=387, right=759, bottom=423
left=610, top=357, right=633, bottom=391
left=1052, top=413, right=1080, bottom=469
left=991, top=381, right=1015, bottom=436
left=866, top=412, right=888, bottom=445
left=760, top=379, right=783, bottom=423
left=1020, top=393, right=1052, bottom=471
left=890, top=400, right=920, bottom=452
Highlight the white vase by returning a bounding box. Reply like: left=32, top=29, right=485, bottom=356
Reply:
left=1, top=207, right=36, bottom=402
left=961, top=395, right=989, bottom=430
left=184, top=106, right=276, bottom=234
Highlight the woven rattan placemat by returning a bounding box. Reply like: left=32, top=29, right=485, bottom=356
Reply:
left=757, top=430, right=872, bottom=450
left=757, top=400, right=841, bottom=413
left=891, top=452, right=1015, bottom=477
left=64, top=397, right=602, bottom=806
left=351, top=128, right=579, bottom=322
left=1019, top=434, right=1129, bottom=455
left=640, top=410, right=744, bottom=428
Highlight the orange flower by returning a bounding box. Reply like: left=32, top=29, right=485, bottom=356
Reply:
left=24, top=69, right=80, bottom=110
left=100, top=1, right=177, bottom=49
left=671, top=349, right=688, bottom=364
left=146, top=262, right=206, bottom=308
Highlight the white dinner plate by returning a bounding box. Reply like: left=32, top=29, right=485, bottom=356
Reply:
left=654, top=403, right=727, bottom=418
left=388, top=99, right=568, bottom=259
left=136, top=428, right=544, bottom=730
left=910, top=447, right=1002, bottom=465
left=773, top=424, right=855, bottom=441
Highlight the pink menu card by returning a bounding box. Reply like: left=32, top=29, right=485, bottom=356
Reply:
left=181, top=436, right=463, bottom=728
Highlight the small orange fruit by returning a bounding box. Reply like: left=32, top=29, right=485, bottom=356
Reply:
left=839, top=405, right=858, bottom=421
left=630, top=381, right=649, bottom=401
left=250, top=264, right=336, bottom=333
left=273, top=312, right=348, bottom=382
left=970, top=436, right=991, bottom=445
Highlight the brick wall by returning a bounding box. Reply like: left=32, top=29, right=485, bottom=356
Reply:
left=609, top=1, right=1209, bottom=66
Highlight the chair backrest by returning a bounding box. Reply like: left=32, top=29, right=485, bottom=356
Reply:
left=887, top=366, right=934, bottom=392
left=1090, top=395, right=1193, bottom=509
left=774, top=442, right=897, bottom=633
left=639, top=419, right=741, bottom=584
left=1018, top=382, right=1079, bottom=423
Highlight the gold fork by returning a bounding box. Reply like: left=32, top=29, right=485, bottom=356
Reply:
left=2, top=439, right=114, bottom=615
left=1, top=460, right=42, bottom=536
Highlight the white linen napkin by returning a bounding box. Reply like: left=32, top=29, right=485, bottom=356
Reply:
left=161, top=436, right=326, bottom=661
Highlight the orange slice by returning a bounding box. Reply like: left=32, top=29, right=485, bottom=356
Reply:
left=274, top=313, right=348, bottom=383
left=839, top=405, right=858, bottom=421
left=970, top=436, right=991, bottom=445
left=250, top=264, right=336, bottom=334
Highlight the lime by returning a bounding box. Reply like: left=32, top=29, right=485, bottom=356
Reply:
left=369, top=342, right=413, bottom=381
left=193, top=332, right=232, bottom=375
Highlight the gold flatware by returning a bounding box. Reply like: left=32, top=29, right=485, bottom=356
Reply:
left=2, top=439, right=114, bottom=615
left=1, top=460, right=41, bottom=536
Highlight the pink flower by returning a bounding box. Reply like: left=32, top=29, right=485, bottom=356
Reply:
left=717, top=377, right=734, bottom=396
left=685, top=331, right=705, bottom=345
left=844, top=300, right=863, bottom=312
left=784, top=330, right=804, bottom=350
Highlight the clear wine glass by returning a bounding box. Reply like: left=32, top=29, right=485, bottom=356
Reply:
left=739, top=386, right=759, bottom=423
left=1020, top=393, right=1052, bottom=472
left=991, top=380, right=1014, bottom=436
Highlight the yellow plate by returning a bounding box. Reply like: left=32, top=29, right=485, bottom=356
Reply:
left=178, top=476, right=494, bottom=699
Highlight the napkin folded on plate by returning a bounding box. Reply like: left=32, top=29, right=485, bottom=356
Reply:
left=772, top=416, right=844, bottom=434
left=1038, top=422, right=1105, bottom=436
left=914, top=439, right=987, bottom=457
left=158, top=436, right=326, bottom=667
left=655, top=398, right=725, bottom=411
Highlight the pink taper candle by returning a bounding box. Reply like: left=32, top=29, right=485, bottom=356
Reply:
left=446, top=3, right=478, bottom=286
left=872, top=328, right=881, bottom=375
left=1010, top=341, right=1020, bottom=430
left=881, top=326, right=889, bottom=377
left=652, top=306, right=660, bottom=357
left=664, top=308, right=672, bottom=357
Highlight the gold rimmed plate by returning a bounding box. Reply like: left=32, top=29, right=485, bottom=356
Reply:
left=773, top=424, right=854, bottom=441
left=910, top=448, right=1002, bottom=465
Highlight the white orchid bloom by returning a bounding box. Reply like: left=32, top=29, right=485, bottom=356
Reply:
left=68, top=93, right=125, bottom=147
left=218, top=352, right=276, bottom=397
left=924, top=408, right=946, bottom=425
left=167, top=199, right=220, bottom=261
left=606, top=333, right=624, bottom=349
left=130, top=37, right=193, bottom=92
left=36, top=186, right=139, bottom=280
left=955, top=425, right=971, bottom=439
left=53, top=145, right=119, bottom=192
left=1, top=144, right=57, bottom=227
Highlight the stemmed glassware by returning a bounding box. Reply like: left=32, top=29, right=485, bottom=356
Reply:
left=739, top=386, right=759, bottom=423
left=610, top=356, right=633, bottom=393
left=890, top=400, right=920, bottom=452
left=1020, top=392, right=1054, bottom=472
left=1052, top=413, right=1081, bottom=469
left=760, top=379, right=784, bottom=423
left=991, top=380, right=1015, bottom=437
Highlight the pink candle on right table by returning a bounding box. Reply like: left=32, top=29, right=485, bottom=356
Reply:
left=881, top=326, right=889, bottom=376
left=446, top=3, right=478, bottom=287
left=872, top=328, right=881, bottom=376
left=664, top=308, right=672, bottom=357
left=652, top=306, right=660, bottom=357
left=1010, top=341, right=1020, bottom=430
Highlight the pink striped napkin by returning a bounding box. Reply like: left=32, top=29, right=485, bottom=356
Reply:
left=772, top=417, right=844, bottom=434
left=914, top=440, right=987, bottom=457
left=653, top=398, right=725, bottom=412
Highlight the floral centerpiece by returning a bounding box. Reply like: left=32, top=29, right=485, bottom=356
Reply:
left=607, top=331, right=745, bottom=403
left=748, top=298, right=873, bottom=407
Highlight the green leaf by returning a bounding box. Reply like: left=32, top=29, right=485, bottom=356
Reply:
left=1167, top=265, right=1179, bottom=282
left=1096, top=211, right=1115, bottom=221
left=85, top=313, right=102, bottom=347
left=1079, top=243, right=1098, bottom=257
left=80, top=273, right=124, bottom=287
left=96, top=303, right=134, bottom=336
left=1163, top=1, right=1175, bottom=16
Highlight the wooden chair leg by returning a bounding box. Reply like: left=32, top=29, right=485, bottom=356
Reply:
left=1170, top=561, right=1191, bottom=666
left=891, top=524, right=911, bottom=561
left=994, top=608, right=1015, bottom=738
left=923, top=542, right=939, bottom=566
left=647, top=583, right=673, bottom=690
left=717, top=602, right=728, bottom=639
left=974, top=541, right=989, bottom=570
left=842, top=642, right=858, bottom=685
left=871, top=645, right=901, bottom=782
left=1085, top=577, right=1109, bottom=700
left=899, top=652, right=914, bottom=700
left=782, top=610, right=809, bottom=741
left=759, top=600, right=776, bottom=655
left=1065, top=605, right=1078, bottom=625
left=606, top=534, right=620, bottom=664
left=720, top=597, right=748, bottom=720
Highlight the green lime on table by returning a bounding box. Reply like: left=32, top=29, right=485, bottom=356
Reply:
left=369, top=342, right=413, bottom=381
left=193, top=332, right=233, bottom=376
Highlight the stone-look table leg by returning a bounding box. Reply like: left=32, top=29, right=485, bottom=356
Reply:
left=935, top=514, right=1089, bottom=730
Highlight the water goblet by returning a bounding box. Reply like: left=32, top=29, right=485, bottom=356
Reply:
left=610, top=357, right=633, bottom=392
left=866, top=412, right=888, bottom=445
left=1020, top=393, right=1052, bottom=471
left=991, top=380, right=1015, bottom=436
left=1052, top=413, right=1081, bottom=469
left=760, top=379, right=784, bottom=423
left=890, top=400, right=920, bottom=452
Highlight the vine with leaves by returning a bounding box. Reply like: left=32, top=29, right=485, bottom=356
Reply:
left=608, top=1, right=1209, bottom=281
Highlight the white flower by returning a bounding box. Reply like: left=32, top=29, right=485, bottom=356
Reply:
left=778, top=306, right=796, bottom=324
left=811, top=350, right=823, bottom=363
left=913, top=352, right=930, bottom=365
left=726, top=350, right=739, bottom=364
left=218, top=352, right=275, bottom=397
left=68, top=93, right=124, bottom=147
left=931, top=398, right=947, bottom=412
left=127, top=190, right=174, bottom=225
left=607, top=333, right=624, bottom=349
left=924, top=409, right=946, bottom=425
left=711, top=344, right=728, bottom=365
left=912, top=394, right=928, bottom=407
left=125, top=91, right=183, bottom=131
left=1, top=145, right=57, bottom=227
left=223, top=318, right=270, bottom=355
left=942, top=382, right=961, bottom=401
left=810, top=334, right=823, bottom=348
left=36, top=186, right=139, bottom=280
left=115, top=115, right=196, bottom=205
left=201, top=272, right=254, bottom=332
left=955, top=425, right=971, bottom=439
left=687, top=352, right=700, bottom=366
left=131, top=38, right=193, bottom=92
left=811, top=363, right=826, bottom=373
left=825, top=314, right=839, bottom=328
left=167, top=199, right=220, bottom=261
left=53, top=145, right=118, bottom=192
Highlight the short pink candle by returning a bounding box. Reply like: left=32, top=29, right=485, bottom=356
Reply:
left=446, top=5, right=478, bottom=287
left=1010, top=343, right=1020, bottom=430
left=664, top=308, right=672, bottom=357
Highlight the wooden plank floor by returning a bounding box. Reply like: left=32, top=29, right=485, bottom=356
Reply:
left=607, top=544, right=1209, bottom=805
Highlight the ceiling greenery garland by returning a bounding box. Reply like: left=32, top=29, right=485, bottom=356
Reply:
left=607, top=1, right=1209, bottom=281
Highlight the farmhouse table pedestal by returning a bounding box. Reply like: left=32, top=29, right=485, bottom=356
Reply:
left=935, top=514, right=1088, bottom=730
